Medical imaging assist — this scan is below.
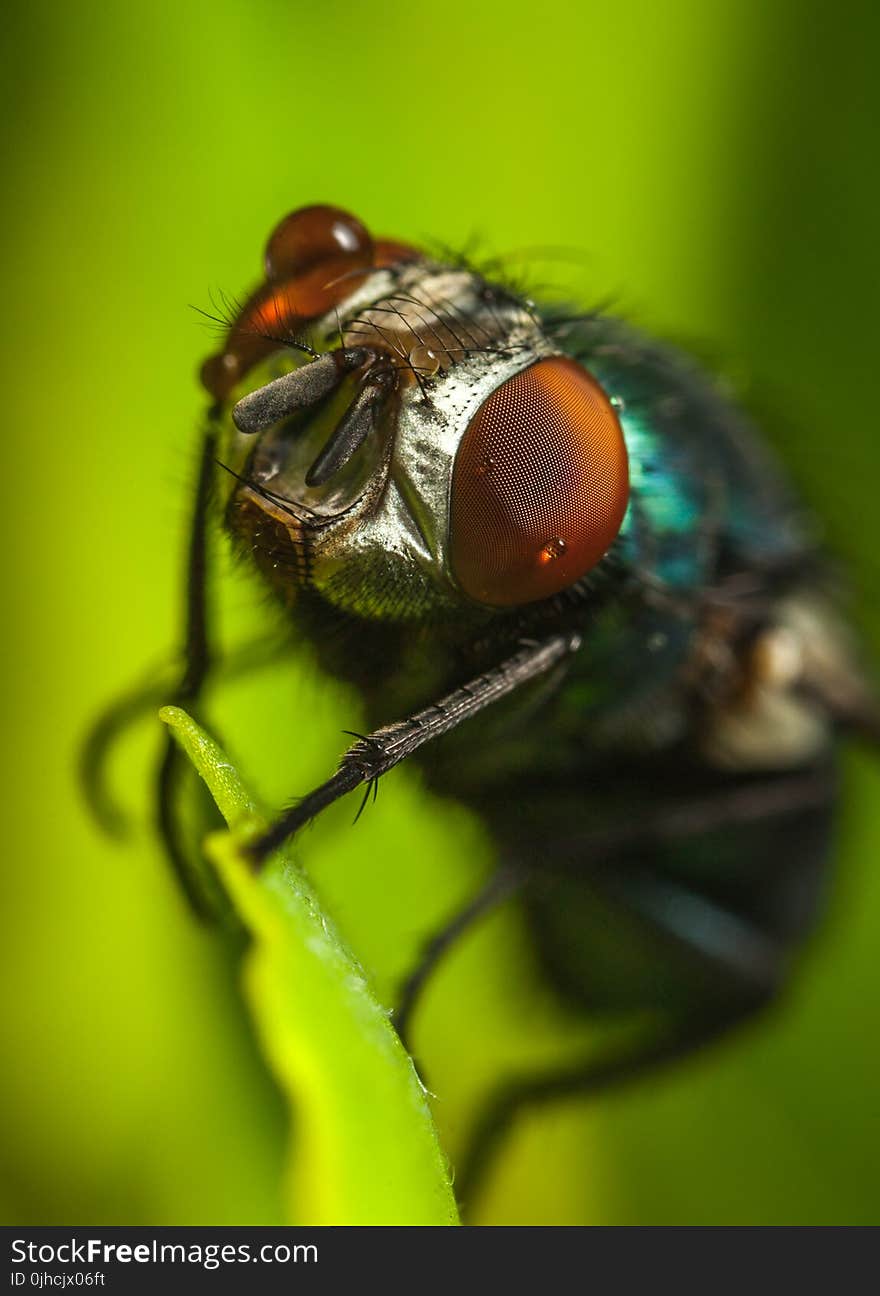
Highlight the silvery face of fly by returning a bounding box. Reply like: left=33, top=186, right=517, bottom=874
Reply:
left=207, top=209, right=629, bottom=621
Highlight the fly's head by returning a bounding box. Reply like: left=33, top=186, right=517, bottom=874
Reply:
left=205, top=206, right=630, bottom=624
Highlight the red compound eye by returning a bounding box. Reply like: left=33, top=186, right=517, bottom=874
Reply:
left=449, top=357, right=629, bottom=606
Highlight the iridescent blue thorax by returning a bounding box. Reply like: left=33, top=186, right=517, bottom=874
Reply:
left=567, top=314, right=809, bottom=592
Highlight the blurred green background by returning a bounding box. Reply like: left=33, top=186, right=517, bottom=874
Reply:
left=2, top=0, right=878, bottom=1225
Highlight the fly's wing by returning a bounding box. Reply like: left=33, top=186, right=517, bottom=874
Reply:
left=488, top=758, right=838, bottom=1017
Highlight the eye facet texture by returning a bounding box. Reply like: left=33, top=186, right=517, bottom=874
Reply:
left=450, top=357, right=629, bottom=606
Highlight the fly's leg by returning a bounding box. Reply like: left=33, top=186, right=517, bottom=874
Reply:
left=154, top=424, right=222, bottom=916
left=82, top=632, right=290, bottom=841
left=80, top=662, right=180, bottom=837
left=393, top=768, right=830, bottom=1056
left=456, top=998, right=767, bottom=1216
left=80, top=423, right=218, bottom=880
left=80, top=424, right=220, bottom=913
left=249, top=633, right=580, bottom=864
left=546, top=765, right=834, bottom=859
left=394, top=867, right=525, bottom=1053
left=455, top=871, right=784, bottom=1215
left=455, top=764, right=834, bottom=1211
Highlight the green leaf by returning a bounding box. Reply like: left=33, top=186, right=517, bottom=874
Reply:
left=160, top=705, right=459, bottom=1226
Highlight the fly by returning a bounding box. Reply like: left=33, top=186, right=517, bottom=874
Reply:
left=84, top=204, right=880, bottom=1209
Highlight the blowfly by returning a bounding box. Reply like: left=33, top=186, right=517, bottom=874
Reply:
left=85, top=204, right=880, bottom=1205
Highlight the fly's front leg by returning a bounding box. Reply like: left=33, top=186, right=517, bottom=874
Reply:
left=249, top=633, right=581, bottom=864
